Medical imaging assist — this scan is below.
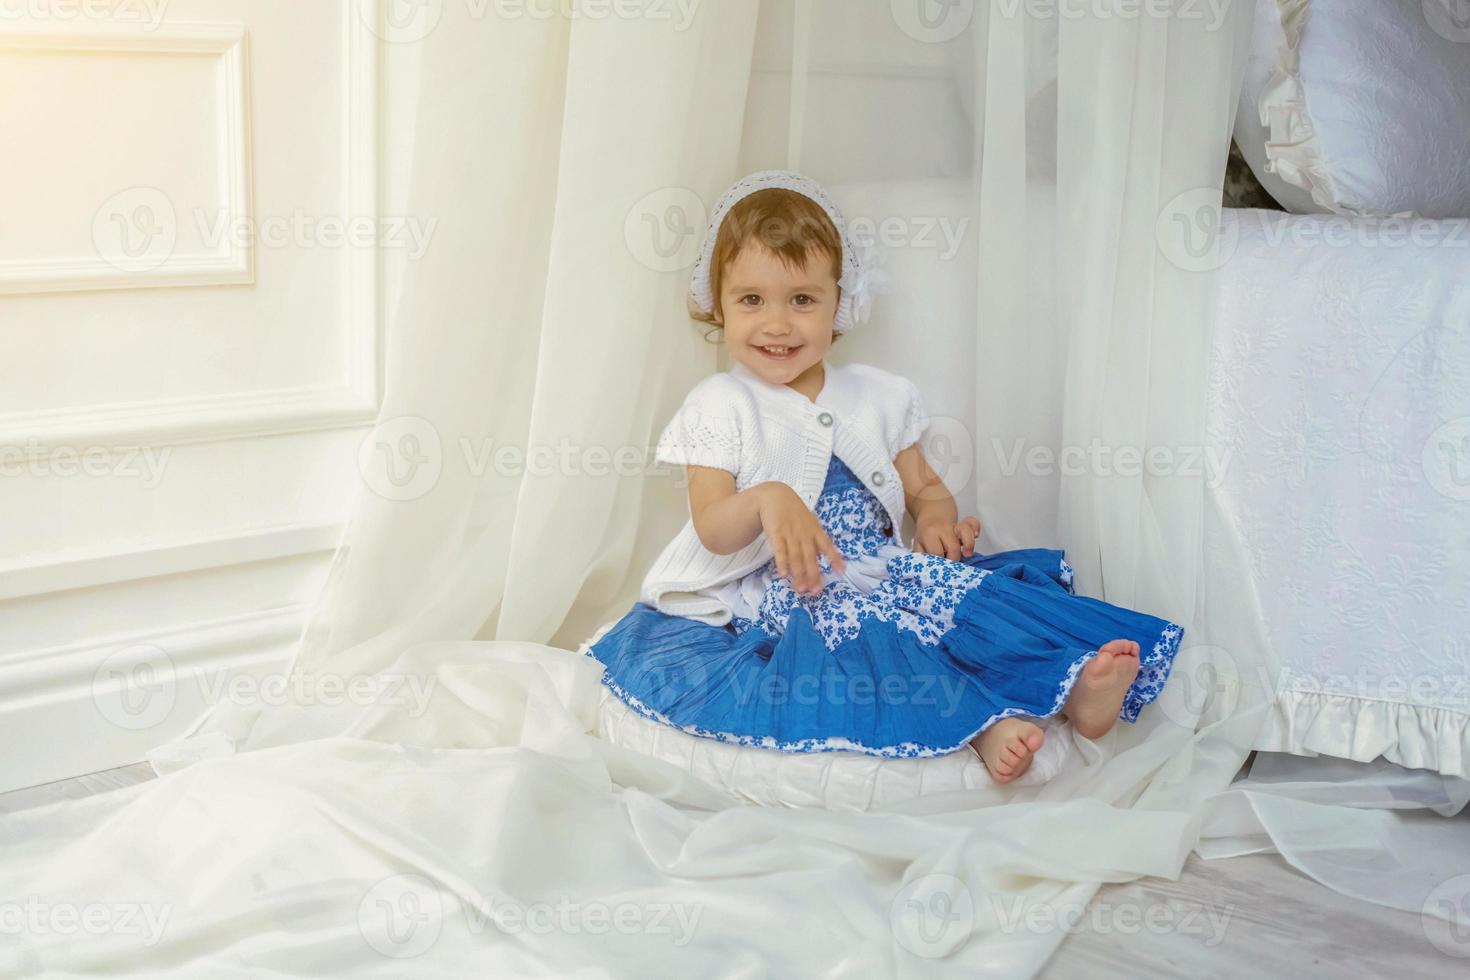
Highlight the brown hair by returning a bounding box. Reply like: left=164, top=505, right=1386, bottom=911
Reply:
left=692, top=188, right=844, bottom=344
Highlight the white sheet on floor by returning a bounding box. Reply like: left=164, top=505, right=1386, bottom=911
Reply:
left=1201, top=752, right=1470, bottom=954
left=4, top=642, right=1466, bottom=977
left=0, top=639, right=1251, bottom=978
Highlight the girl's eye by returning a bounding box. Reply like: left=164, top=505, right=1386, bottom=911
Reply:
left=793, top=294, right=815, bottom=306
left=739, top=295, right=761, bottom=307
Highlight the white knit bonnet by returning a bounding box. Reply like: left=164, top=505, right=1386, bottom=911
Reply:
left=688, top=170, right=885, bottom=334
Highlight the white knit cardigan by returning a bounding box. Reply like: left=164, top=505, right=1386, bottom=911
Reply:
left=639, top=359, right=931, bottom=625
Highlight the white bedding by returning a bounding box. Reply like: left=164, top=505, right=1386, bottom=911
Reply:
left=793, top=178, right=1470, bottom=778
left=1208, top=208, right=1470, bottom=775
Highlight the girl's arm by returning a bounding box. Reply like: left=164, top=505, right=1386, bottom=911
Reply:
left=685, top=464, right=769, bottom=555
left=894, top=444, right=981, bottom=559
left=684, top=464, right=844, bottom=594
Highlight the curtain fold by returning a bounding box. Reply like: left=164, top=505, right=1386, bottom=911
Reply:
left=155, top=1, right=764, bottom=755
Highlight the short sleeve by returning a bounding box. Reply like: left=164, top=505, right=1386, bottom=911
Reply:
left=897, top=376, right=931, bottom=453
left=654, top=395, right=742, bottom=475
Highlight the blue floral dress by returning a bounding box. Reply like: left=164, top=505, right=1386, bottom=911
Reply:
left=586, top=454, right=1183, bottom=758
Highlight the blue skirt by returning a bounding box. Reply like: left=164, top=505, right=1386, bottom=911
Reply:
left=587, top=549, right=1183, bottom=758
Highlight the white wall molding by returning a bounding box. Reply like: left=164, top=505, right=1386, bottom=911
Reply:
left=0, top=603, right=308, bottom=793
left=0, top=2, right=383, bottom=451
left=345, top=0, right=384, bottom=415
left=0, top=21, right=255, bottom=294
left=1, top=603, right=307, bottom=695
left=0, top=382, right=376, bottom=457
left=0, top=521, right=345, bottom=603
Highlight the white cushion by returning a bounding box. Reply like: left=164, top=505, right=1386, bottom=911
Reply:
left=1235, top=0, right=1470, bottom=218
left=579, top=621, right=1094, bottom=810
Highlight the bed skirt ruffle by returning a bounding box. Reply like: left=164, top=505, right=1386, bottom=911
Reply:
left=1257, top=688, right=1468, bottom=779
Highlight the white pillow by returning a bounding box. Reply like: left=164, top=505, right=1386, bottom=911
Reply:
left=1235, top=0, right=1470, bottom=218
left=580, top=622, right=1099, bottom=810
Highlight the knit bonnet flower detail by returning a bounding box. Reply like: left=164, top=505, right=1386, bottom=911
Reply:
left=687, top=170, right=888, bottom=334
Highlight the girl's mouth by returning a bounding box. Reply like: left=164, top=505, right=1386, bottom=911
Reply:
left=755, top=344, right=802, bottom=360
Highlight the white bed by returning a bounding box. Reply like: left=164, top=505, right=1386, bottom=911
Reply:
left=1207, top=208, right=1470, bottom=776
left=815, top=177, right=1470, bottom=786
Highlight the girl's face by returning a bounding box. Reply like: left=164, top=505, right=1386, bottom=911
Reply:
left=715, top=243, right=837, bottom=389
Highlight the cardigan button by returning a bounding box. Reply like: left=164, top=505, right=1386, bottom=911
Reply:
left=872, top=471, right=886, bottom=485
left=817, top=412, right=833, bottom=427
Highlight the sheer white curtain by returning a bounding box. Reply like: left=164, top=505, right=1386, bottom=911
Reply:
left=10, top=3, right=1452, bottom=978
left=150, top=0, right=759, bottom=756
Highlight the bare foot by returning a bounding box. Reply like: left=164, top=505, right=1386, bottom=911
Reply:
left=1063, top=640, right=1141, bottom=739
left=971, top=717, right=1045, bottom=784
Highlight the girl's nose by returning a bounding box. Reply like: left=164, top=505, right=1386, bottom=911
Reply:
left=761, top=313, right=795, bottom=336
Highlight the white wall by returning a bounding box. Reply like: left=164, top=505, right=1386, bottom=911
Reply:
left=0, top=0, right=391, bottom=791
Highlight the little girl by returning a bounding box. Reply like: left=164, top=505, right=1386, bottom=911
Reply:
left=587, top=170, right=1182, bottom=784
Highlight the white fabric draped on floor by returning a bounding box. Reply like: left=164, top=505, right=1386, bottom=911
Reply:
left=3, top=1, right=1466, bottom=976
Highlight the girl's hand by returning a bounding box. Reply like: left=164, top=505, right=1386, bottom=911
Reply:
left=756, top=482, right=846, bottom=596
left=913, top=515, right=982, bottom=561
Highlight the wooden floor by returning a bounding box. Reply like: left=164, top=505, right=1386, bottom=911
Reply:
left=1, top=764, right=1460, bottom=977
